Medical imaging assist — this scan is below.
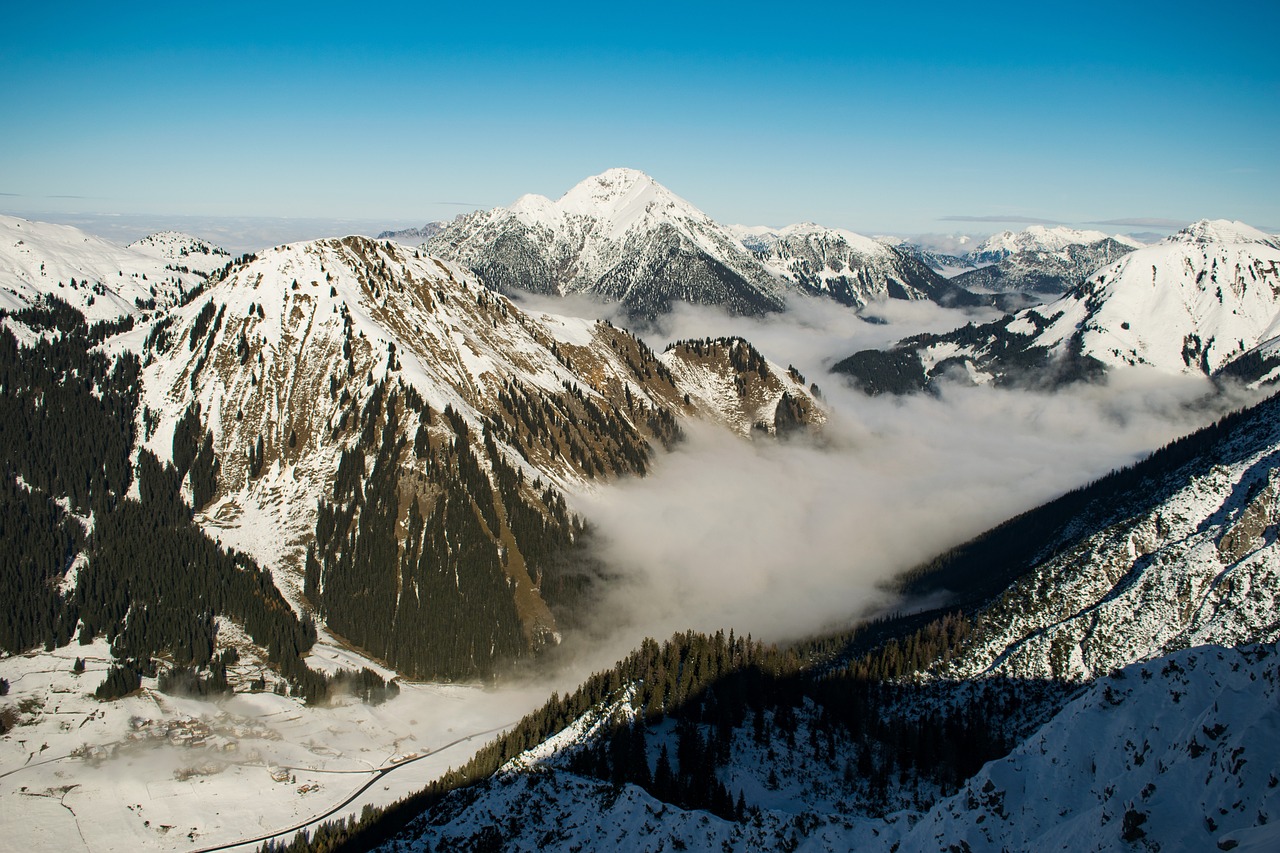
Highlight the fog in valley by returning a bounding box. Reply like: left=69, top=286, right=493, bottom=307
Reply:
left=558, top=295, right=1256, bottom=654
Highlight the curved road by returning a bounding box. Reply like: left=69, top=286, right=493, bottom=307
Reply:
left=189, top=722, right=514, bottom=853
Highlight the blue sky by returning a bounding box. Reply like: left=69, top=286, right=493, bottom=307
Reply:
left=2, top=1, right=1276, bottom=242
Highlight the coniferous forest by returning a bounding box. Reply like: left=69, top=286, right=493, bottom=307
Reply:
left=306, top=374, right=603, bottom=680
left=0, top=298, right=343, bottom=701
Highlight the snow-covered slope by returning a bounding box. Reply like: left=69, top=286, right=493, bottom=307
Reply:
left=1030, top=220, right=1280, bottom=374
left=917, top=387, right=1280, bottom=684
left=835, top=219, right=1280, bottom=392
left=0, top=215, right=206, bottom=321
left=362, top=383, right=1280, bottom=853
left=429, top=168, right=789, bottom=317
left=900, top=643, right=1280, bottom=852
left=375, top=644, right=1280, bottom=853
left=127, top=230, right=232, bottom=275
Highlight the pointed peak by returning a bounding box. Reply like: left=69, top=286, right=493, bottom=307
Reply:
left=559, top=168, right=664, bottom=210
left=507, top=192, right=560, bottom=226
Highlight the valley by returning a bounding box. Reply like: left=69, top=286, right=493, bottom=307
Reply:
left=2, top=175, right=1279, bottom=852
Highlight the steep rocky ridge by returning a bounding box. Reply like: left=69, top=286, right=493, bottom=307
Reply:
left=136, top=234, right=822, bottom=677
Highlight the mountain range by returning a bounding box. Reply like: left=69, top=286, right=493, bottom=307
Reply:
left=883, top=226, right=1149, bottom=306
left=426, top=168, right=976, bottom=316
left=836, top=219, right=1280, bottom=393
left=0, top=212, right=823, bottom=686
left=3, top=171, right=1280, bottom=853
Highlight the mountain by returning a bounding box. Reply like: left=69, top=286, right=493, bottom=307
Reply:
left=0, top=218, right=823, bottom=693
left=377, top=221, right=448, bottom=242
left=885, top=240, right=980, bottom=279
left=428, top=169, right=982, bottom=316
left=834, top=219, right=1280, bottom=394
left=951, top=236, right=1139, bottom=299
left=127, top=230, right=233, bottom=275
left=289, top=385, right=1280, bottom=853
left=0, top=215, right=212, bottom=323
left=744, top=223, right=984, bottom=308
left=428, top=168, right=789, bottom=317
left=969, top=225, right=1143, bottom=264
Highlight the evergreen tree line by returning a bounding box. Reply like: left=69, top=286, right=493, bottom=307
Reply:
left=665, top=336, right=769, bottom=378
left=0, top=313, right=348, bottom=703
left=491, top=376, right=658, bottom=479
left=598, top=319, right=679, bottom=393
left=1, top=294, right=135, bottom=345
left=172, top=401, right=221, bottom=508
left=309, top=380, right=536, bottom=680
left=266, top=624, right=1040, bottom=853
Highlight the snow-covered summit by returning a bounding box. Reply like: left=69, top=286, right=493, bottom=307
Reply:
left=1167, top=218, right=1280, bottom=249
left=558, top=168, right=672, bottom=221
left=127, top=230, right=231, bottom=274
left=428, top=169, right=789, bottom=317
left=429, top=169, right=983, bottom=316
left=502, top=168, right=713, bottom=245
left=0, top=215, right=205, bottom=322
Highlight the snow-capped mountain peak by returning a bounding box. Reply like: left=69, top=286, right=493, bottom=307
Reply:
left=1168, top=218, right=1280, bottom=248
left=506, top=168, right=700, bottom=238
left=557, top=167, right=710, bottom=241
left=559, top=167, right=660, bottom=210
left=428, top=169, right=789, bottom=316
left=506, top=191, right=561, bottom=227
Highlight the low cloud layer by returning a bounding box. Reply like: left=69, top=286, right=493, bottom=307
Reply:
left=1088, top=217, right=1190, bottom=229
left=562, top=297, right=1257, bottom=653
left=940, top=214, right=1064, bottom=225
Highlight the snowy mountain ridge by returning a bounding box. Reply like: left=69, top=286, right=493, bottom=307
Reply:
left=0, top=214, right=212, bottom=323
left=971, top=224, right=1143, bottom=264
left=133, top=231, right=822, bottom=665
left=428, top=169, right=974, bottom=315
left=835, top=218, right=1280, bottom=392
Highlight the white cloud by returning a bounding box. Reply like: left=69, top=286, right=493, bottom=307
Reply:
left=560, top=298, right=1255, bottom=654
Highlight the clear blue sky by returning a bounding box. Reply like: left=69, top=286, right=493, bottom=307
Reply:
left=3, top=1, right=1276, bottom=239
